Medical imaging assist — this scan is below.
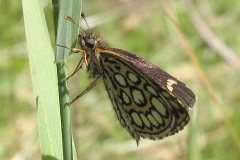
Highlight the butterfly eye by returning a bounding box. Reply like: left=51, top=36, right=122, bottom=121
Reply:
left=84, top=37, right=95, bottom=48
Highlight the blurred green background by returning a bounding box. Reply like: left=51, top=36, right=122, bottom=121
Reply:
left=1, top=0, right=240, bottom=159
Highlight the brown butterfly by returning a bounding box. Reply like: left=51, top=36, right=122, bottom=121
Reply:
left=57, top=14, right=196, bottom=145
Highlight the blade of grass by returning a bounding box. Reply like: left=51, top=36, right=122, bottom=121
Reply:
left=53, top=0, right=82, bottom=159
left=188, top=105, right=201, bottom=160
left=22, top=0, right=63, bottom=159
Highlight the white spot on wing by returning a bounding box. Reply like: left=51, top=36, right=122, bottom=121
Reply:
left=167, top=79, right=177, bottom=92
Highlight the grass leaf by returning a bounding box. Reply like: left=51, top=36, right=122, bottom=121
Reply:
left=22, top=0, right=63, bottom=159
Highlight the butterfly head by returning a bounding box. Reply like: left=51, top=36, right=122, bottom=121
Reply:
left=81, top=34, right=96, bottom=49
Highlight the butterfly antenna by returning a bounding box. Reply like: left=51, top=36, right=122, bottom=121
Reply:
left=81, top=13, right=90, bottom=30
left=64, top=16, right=87, bottom=34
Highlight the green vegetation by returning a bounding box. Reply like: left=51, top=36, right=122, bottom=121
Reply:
left=1, top=0, right=240, bottom=159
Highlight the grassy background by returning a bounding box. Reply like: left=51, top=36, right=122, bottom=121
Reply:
left=1, top=0, right=240, bottom=159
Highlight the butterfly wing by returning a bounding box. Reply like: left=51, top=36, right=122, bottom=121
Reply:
left=112, top=48, right=196, bottom=111
left=98, top=48, right=196, bottom=143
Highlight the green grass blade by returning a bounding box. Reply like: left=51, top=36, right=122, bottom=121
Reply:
left=187, top=104, right=201, bottom=160
left=54, top=0, right=82, bottom=159
left=22, top=0, right=63, bottom=159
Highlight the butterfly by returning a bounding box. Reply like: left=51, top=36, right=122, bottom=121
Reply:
left=57, top=14, right=196, bottom=145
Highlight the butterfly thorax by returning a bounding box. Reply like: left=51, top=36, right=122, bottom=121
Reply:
left=78, top=34, right=107, bottom=78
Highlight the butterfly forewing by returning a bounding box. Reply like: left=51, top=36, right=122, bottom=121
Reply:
left=111, top=48, right=196, bottom=110
left=98, top=48, right=196, bottom=142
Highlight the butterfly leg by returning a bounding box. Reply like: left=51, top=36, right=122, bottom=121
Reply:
left=61, top=56, right=85, bottom=85
left=69, top=76, right=99, bottom=104
left=57, top=44, right=87, bottom=83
